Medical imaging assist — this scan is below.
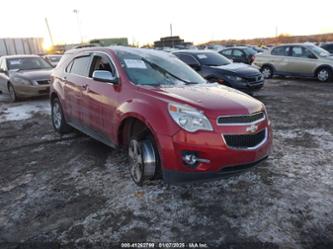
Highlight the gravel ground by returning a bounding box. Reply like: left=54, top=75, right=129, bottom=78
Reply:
left=0, top=78, right=332, bottom=249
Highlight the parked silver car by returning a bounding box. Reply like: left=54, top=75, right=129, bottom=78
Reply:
left=254, top=43, right=333, bottom=82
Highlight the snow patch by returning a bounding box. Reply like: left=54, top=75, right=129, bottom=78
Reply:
left=0, top=100, right=50, bottom=123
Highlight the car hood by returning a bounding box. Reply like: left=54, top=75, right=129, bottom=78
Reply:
left=139, top=83, right=264, bottom=118
left=9, top=69, right=52, bottom=80
left=209, top=63, right=260, bottom=76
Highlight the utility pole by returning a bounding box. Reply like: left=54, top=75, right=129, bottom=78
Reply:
left=275, top=26, right=279, bottom=37
left=44, top=17, right=54, bottom=46
left=170, top=23, right=173, bottom=37
left=73, top=9, right=83, bottom=44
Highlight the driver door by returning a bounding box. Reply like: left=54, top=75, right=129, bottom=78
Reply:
left=81, top=52, right=120, bottom=144
left=287, top=46, right=318, bottom=76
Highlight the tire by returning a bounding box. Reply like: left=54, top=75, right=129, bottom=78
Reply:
left=51, top=97, right=71, bottom=134
left=128, top=133, right=161, bottom=186
left=8, top=83, right=17, bottom=102
left=261, top=65, right=274, bottom=79
left=316, top=67, right=332, bottom=82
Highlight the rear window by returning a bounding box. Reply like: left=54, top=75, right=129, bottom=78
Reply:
left=193, top=52, right=231, bottom=66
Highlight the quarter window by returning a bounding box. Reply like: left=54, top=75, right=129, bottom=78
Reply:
left=222, top=49, right=232, bottom=56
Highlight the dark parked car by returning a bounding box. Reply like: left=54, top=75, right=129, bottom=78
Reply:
left=173, top=50, right=264, bottom=94
left=0, top=55, right=53, bottom=101
left=321, top=43, right=333, bottom=54
left=50, top=47, right=272, bottom=185
left=43, top=54, right=62, bottom=67
left=219, top=46, right=257, bottom=64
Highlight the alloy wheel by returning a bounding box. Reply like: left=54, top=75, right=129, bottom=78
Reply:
left=52, top=101, right=62, bottom=130
left=262, top=67, right=272, bottom=79
left=318, top=69, right=329, bottom=82
left=128, top=139, right=144, bottom=185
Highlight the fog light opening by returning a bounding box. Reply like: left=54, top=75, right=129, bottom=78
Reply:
left=182, top=151, right=210, bottom=168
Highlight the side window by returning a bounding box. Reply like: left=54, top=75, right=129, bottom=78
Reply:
left=233, top=49, right=245, bottom=58
left=175, top=54, right=199, bottom=65
left=271, top=46, right=290, bottom=56
left=291, top=46, right=304, bottom=57
left=69, top=56, right=91, bottom=77
left=222, top=49, right=232, bottom=56
left=89, top=54, right=115, bottom=77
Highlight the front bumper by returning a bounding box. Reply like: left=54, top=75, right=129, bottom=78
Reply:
left=156, top=119, right=272, bottom=184
left=14, top=84, right=50, bottom=97
left=163, top=156, right=268, bottom=184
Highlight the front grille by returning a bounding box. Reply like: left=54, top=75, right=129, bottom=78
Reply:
left=37, top=80, right=50, bottom=85
left=245, top=74, right=263, bottom=83
left=224, top=129, right=266, bottom=149
left=217, top=112, right=264, bottom=125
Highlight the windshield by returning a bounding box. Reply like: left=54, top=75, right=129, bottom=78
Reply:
left=194, top=52, right=231, bottom=66
left=307, top=45, right=330, bottom=57
left=115, top=49, right=206, bottom=86
left=7, top=57, right=52, bottom=70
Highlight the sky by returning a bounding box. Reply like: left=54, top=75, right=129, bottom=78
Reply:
left=0, top=0, right=332, bottom=47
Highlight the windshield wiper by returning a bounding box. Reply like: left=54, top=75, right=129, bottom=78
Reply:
left=140, top=58, right=198, bottom=85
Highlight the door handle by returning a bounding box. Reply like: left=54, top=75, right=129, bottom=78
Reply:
left=82, top=84, right=88, bottom=90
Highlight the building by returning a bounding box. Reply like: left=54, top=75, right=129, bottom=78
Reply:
left=154, top=36, right=193, bottom=49
left=0, top=38, right=44, bottom=56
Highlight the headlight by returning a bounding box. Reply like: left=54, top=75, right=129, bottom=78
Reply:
left=168, top=103, right=213, bottom=132
left=13, top=77, right=32, bottom=85
left=225, top=75, right=245, bottom=82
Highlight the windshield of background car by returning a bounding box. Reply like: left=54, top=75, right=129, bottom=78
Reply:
left=194, top=52, right=231, bottom=66
left=7, top=57, right=52, bottom=70
left=307, top=45, right=330, bottom=57
left=48, top=56, right=62, bottom=62
left=115, top=49, right=206, bottom=86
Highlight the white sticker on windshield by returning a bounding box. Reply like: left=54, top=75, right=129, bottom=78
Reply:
left=9, top=60, right=21, bottom=65
left=197, top=54, right=207, bottom=59
left=124, top=59, right=147, bottom=69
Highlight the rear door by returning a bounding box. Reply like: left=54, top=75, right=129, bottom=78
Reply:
left=287, top=46, right=318, bottom=76
left=81, top=52, right=120, bottom=144
left=270, top=46, right=291, bottom=73
left=64, top=53, right=92, bottom=125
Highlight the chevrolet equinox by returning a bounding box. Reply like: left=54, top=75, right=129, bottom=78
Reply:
left=50, top=47, right=272, bottom=185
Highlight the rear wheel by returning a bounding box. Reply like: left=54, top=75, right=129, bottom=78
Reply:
left=316, top=67, right=332, bottom=82
left=261, top=65, right=273, bottom=79
left=128, top=133, right=160, bottom=186
left=51, top=97, right=71, bottom=134
left=8, top=83, right=17, bottom=102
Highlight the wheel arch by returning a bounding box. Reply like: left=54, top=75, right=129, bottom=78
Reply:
left=314, top=64, right=333, bottom=76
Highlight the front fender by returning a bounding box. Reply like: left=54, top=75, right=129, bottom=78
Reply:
left=115, top=98, right=180, bottom=142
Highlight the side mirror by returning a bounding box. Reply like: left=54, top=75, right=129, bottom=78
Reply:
left=92, top=70, right=118, bottom=84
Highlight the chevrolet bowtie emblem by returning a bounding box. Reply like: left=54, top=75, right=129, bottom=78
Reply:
left=246, top=124, right=258, bottom=133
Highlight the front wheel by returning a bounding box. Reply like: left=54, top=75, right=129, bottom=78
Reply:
left=316, top=68, right=332, bottom=82
left=128, top=134, right=160, bottom=186
left=51, top=97, right=71, bottom=134
left=8, top=83, right=17, bottom=102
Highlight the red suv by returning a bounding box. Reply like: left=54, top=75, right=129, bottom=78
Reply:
left=50, top=47, right=272, bottom=185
